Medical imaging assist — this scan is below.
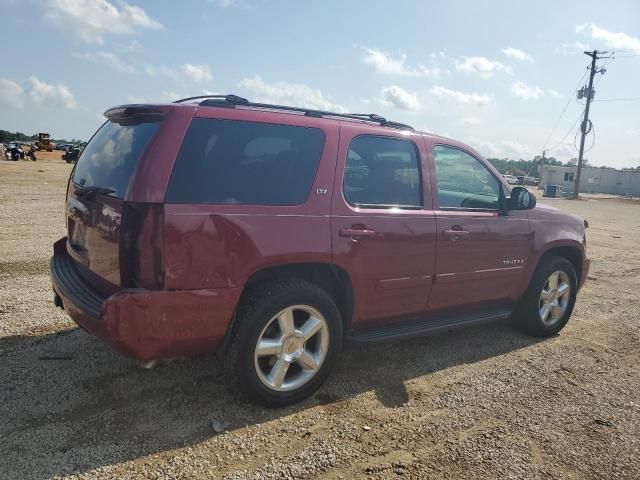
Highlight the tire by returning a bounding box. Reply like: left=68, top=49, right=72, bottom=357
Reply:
left=224, top=279, right=343, bottom=407
left=514, top=255, right=577, bottom=337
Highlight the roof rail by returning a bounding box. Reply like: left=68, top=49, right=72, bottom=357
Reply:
left=173, top=94, right=249, bottom=104
left=175, top=94, right=414, bottom=130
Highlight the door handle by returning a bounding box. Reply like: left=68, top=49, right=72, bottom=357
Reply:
left=339, top=227, right=376, bottom=238
left=443, top=229, right=469, bottom=241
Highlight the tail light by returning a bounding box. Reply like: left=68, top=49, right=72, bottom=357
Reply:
left=120, top=203, right=164, bottom=289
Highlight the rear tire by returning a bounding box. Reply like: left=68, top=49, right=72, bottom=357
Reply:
left=514, top=255, right=577, bottom=337
left=224, top=279, right=343, bottom=407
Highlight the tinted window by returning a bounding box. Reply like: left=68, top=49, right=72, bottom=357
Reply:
left=72, top=120, right=161, bottom=198
left=433, top=146, right=500, bottom=210
left=166, top=119, right=325, bottom=205
left=343, top=136, right=422, bottom=208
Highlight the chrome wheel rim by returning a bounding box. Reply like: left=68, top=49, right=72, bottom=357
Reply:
left=254, top=305, right=329, bottom=392
left=539, top=270, right=571, bottom=326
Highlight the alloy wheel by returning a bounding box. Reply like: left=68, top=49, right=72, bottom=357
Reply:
left=254, top=305, right=329, bottom=392
left=539, top=270, right=571, bottom=326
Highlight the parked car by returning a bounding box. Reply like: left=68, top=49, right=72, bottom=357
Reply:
left=517, top=175, right=538, bottom=186
left=503, top=174, right=518, bottom=185
left=51, top=95, right=590, bottom=406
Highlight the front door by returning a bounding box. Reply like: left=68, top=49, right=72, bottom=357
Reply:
left=331, top=125, right=437, bottom=328
left=426, top=144, right=532, bottom=312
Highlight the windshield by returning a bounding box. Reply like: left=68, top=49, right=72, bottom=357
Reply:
left=72, top=119, right=161, bottom=198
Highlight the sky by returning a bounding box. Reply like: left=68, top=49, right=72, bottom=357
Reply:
left=1, top=0, right=639, bottom=168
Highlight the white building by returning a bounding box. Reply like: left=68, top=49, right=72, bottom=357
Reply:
left=540, top=165, right=640, bottom=197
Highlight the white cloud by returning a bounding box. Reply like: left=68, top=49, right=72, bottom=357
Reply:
left=554, top=144, right=576, bottom=158
left=362, top=48, right=442, bottom=78
left=576, top=23, right=640, bottom=54
left=547, top=89, right=563, bottom=99
left=378, top=85, right=421, bottom=111
left=461, top=115, right=480, bottom=126
left=75, top=51, right=137, bottom=73
left=502, top=47, right=533, bottom=62
left=501, top=140, right=534, bottom=158
left=0, top=78, right=24, bottom=108
left=127, top=91, right=185, bottom=103
left=557, top=41, right=590, bottom=55
left=211, top=0, right=247, bottom=7
left=429, top=86, right=491, bottom=106
left=468, top=138, right=501, bottom=157
left=181, top=64, right=213, bottom=83
left=146, top=63, right=213, bottom=83
left=469, top=138, right=533, bottom=159
left=239, top=75, right=346, bottom=112
left=28, top=76, right=76, bottom=109
left=511, top=81, right=545, bottom=100
left=119, top=39, right=144, bottom=54
left=42, top=0, right=163, bottom=45
left=455, top=56, right=509, bottom=78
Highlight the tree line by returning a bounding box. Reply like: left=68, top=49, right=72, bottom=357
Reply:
left=0, top=130, right=84, bottom=145
left=484, top=156, right=640, bottom=176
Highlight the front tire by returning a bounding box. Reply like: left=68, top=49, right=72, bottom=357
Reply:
left=515, top=255, right=577, bottom=337
left=225, top=279, right=343, bottom=407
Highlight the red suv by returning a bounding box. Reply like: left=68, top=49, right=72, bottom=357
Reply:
left=51, top=95, right=590, bottom=406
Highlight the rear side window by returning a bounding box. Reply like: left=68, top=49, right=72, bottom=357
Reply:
left=166, top=118, right=325, bottom=205
left=343, top=135, right=422, bottom=208
left=72, top=120, right=161, bottom=198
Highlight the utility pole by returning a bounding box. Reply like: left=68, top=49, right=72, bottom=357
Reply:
left=573, top=50, right=606, bottom=199
left=539, top=149, right=546, bottom=190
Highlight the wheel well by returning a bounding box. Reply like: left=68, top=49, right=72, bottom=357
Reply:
left=543, top=246, right=582, bottom=284
left=242, top=263, right=354, bottom=330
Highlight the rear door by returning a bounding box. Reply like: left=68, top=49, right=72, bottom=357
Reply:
left=426, top=143, right=531, bottom=311
left=66, top=109, right=164, bottom=292
left=162, top=108, right=338, bottom=291
left=331, top=125, right=437, bottom=328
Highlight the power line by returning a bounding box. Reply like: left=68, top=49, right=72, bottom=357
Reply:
left=574, top=120, right=595, bottom=153
left=585, top=124, right=596, bottom=153
left=546, top=109, right=584, bottom=152
left=541, top=67, right=589, bottom=151
left=593, top=97, right=640, bottom=102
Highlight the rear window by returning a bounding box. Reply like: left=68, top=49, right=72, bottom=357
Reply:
left=165, top=118, right=325, bottom=205
left=72, top=120, right=161, bottom=198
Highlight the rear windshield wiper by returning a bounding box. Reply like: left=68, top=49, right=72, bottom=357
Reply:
left=75, top=186, right=116, bottom=198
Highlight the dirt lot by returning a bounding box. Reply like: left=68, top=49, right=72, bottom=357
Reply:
left=1, top=157, right=639, bottom=480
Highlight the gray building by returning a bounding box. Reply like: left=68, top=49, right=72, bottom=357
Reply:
left=540, top=165, right=640, bottom=197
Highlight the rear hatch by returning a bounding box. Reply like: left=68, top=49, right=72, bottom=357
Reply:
left=66, top=107, right=163, bottom=294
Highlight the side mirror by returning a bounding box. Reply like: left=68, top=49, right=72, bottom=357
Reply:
left=508, top=186, right=536, bottom=210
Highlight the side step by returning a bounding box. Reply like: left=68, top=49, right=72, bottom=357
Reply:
left=345, top=307, right=512, bottom=344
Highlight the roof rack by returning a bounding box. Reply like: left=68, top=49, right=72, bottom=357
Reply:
left=173, top=94, right=414, bottom=131
left=173, top=94, right=249, bottom=105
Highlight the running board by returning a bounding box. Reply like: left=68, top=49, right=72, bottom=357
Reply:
left=345, top=307, right=512, bottom=344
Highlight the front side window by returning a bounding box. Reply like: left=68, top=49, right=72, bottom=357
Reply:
left=433, top=145, right=500, bottom=210
left=343, top=135, right=422, bottom=208
left=166, top=118, right=325, bottom=205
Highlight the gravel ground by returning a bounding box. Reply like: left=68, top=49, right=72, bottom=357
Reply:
left=1, top=158, right=639, bottom=480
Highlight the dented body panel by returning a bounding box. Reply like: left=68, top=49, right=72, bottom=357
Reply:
left=51, top=100, right=590, bottom=362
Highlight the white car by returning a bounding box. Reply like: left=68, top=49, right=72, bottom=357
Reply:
left=503, top=174, right=518, bottom=185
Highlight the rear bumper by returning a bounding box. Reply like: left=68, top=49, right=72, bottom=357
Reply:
left=51, top=237, right=241, bottom=361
